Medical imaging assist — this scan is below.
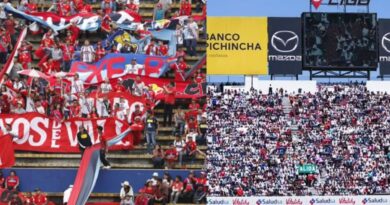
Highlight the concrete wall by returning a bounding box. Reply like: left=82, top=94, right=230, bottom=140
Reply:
left=244, top=77, right=317, bottom=94
left=2, top=169, right=199, bottom=193
left=367, top=81, right=390, bottom=93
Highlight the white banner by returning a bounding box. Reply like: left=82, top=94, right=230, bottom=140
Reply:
left=208, top=196, right=390, bottom=205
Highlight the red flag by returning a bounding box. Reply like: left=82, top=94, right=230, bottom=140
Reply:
left=0, top=135, right=15, bottom=168
left=312, top=0, right=323, bottom=9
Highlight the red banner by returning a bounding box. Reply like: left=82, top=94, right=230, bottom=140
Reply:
left=0, top=136, right=15, bottom=168
left=0, top=113, right=133, bottom=153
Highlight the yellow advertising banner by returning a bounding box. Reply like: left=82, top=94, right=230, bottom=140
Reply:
left=207, top=17, right=269, bottom=75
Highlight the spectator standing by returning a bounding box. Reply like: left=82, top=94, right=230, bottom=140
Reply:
left=80, top=40, right=95, bottom=63
left=183, top=16, right=198, bottom=56
left=145, top=111, right=158, bottom=154
left=98, top=126, right=111, bottom=169
left=77, top=125, right=92, bottom=155
left=163, top=82, right=176, bottom=127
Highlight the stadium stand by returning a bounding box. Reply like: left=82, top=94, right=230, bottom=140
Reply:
left=0, top=0, right=207, bottom=204
left=208, top=83, right=390, bottom=196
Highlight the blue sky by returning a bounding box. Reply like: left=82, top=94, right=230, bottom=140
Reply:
left=207, top=0, right=390, bottom=83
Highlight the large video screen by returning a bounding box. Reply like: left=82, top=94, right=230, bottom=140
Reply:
left=302, top=13, right=378, bottom=70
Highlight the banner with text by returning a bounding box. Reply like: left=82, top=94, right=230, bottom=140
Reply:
left=70, top=53, right=176, bottom=84
left=268, top=17, right=302, bottom=75
left=208, top=195, right=390, bottom=205
left=207, top=17, right=268, bottom=75
left=0, top=113, right=132, bottom=153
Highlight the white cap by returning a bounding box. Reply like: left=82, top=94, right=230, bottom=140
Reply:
left=69, top=185, right=73, bottom=188
left=152, top=172, right=158, bottom=177
left=122, top=181, right=130, bottom=186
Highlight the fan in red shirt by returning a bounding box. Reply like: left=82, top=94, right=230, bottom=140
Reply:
left=113, top=78, right=126, bottom=92
left=171, top=57, right=189, bottom=82
left=61, top=39, right=75, bottom=71
left=179, top=0, right=192, bottom=16
left=194, top=70, right=205, bottom=83
left=24, top=192, right=34, bottom=205
left=158, top=41, right=168, bottom=56
left=18, top=41, right=33, bottom=69
left=5, top=171, right=19, bottom=191
left=131, top=116, right=145, bottom=146
left=95, top=42, right=106, bottom=61
left=68, top=23, right=80, bottom=41
left=41, top=58, right=55, bottom=75
left=144, top=39, right=158, bottom=56
left=163, top=82, right=176, bottom=126
left=102, top=1, right=112, bottom=15
left=126, top=0, right=139, bottom=13
left=4, top=15, right=17, bottom=38
left=187, top=98, right=200, bottom=119
left=129, top=104, right=144, bottom=124
left=165, top=143, right=178, bottom=168
left=175, top=46, right=186, bottom=58
left=184, top=136, right=197, bottom=162
left=32, top=188, right=47, bottom=205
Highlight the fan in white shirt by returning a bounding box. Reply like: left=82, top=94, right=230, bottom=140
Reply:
left=100, top=79, right=113, bottom=94
left=70, top=74, right=84, bottom=94
left=125, top=58, right=145, bottom=76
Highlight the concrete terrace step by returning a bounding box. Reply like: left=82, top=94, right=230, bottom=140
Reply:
left=14, top=162, right=204, bottom=169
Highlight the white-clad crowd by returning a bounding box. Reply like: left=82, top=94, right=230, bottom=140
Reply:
left=207, top=84, right=390, bottom=196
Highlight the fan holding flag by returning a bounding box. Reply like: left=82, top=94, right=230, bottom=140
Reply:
left=0, top=124, right=18, bottom=169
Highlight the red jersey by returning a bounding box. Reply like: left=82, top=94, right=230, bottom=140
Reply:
left=187, top=121, right=198, bottom=132
left=68, top=25, right=80, bottom=41
left=95, top=47, right=106, bottom=61
left=171, top=63, right=187, bottom=81
left=33, top=194, right=47, bottom=205
left=61, top=44, right=75, bottom=61
left=165, top=149, right=178, bottom=161
left=4, top=19, right=16, bottom=35
left=145, top=44, right=158, bottom=55
left=179, top=2, right=192, bottom=16
left=6, top=176, right=19, bottom=188
left=41, top=37, right=55, bottom=47
left=185, top=141, right=197, bottom=152
left=114, top=84, right=126, bottom=92
left=158, top=45, right=168, bottom=56
left=100, top=135, right=107, bottom=151
left=164, top=87, right=176, bottom=105
left=126, top=3, right=138, bottom=12
left=41, top=61, right=54, bottom=74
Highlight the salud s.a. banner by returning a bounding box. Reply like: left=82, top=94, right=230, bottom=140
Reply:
left=207, top=17, right=268, bottom=75
left=70, top=53, right=176, bottom=84
left=0, top=113, right=133, bottom=153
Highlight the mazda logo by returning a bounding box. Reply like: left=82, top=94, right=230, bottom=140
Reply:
left=382, top=32, right=390, bottom=53
left=271, top=31, right=299, bottom=53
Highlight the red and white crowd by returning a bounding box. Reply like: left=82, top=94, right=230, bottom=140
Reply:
left=208, top=84, right=390, bottom=196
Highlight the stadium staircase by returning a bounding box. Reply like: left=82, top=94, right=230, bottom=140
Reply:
left=8, top=0, right=206, bottom=204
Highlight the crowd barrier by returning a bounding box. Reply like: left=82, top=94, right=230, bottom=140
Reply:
left=1, top=169, right=200, bottom=193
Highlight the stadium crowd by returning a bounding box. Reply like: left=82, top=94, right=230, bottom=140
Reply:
left=128, top=171, right=206, bottom=205
left=0, top=0, right=206, bottom=204
left=207, top=84, right=390, bottom=196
